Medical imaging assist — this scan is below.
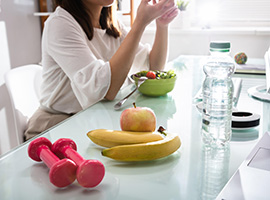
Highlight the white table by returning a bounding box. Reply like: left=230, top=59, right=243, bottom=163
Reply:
left=0, top=56, right=269, bottom=200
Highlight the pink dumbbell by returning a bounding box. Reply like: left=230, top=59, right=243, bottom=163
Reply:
left=28, top=137, right=77, bottom=188
left=52, top=138, right=105, bottom=188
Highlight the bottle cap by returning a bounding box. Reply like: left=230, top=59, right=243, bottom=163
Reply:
left=210, top=41, right=231, bottom=53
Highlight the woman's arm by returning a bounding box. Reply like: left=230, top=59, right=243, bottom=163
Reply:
left=106, top=20, right=145, bottom=100
left=149, top=23, right=169, bottom=71
left=149, top=3, right=179, bottom=70
left=105, top=0, right=176, bottom=100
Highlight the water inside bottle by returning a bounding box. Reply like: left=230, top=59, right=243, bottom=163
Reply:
left=202, top=61, right=234, bottom=146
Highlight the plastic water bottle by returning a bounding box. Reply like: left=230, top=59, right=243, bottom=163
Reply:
left=202, top=41, right=235, bottom=146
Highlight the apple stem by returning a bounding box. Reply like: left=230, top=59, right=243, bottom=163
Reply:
left=158, top=126, right=167, bottom=136
left=133, top=102, right=136, bottom=108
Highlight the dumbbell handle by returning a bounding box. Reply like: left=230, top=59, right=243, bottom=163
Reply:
left=61, top=146, right=84, bottom=165
left=38, top=146, right=60, bottom=169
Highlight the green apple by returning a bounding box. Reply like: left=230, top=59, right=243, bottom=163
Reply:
left=120, top=103, right=156, bottom=132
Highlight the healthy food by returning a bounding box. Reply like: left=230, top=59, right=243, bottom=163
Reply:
left=134, top=70, right=176, bottom=80
left=101, top=133, right=181, bottom=161
left=87, top=129, right=164, bottom=148
left=120, top=103, right=156, bottom=132
left=87, top=102, right=181, bottom=162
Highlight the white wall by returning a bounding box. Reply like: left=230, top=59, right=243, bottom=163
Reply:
left=0, top=0, right=41, bottom=155
left=141, top=27, right=270, bottom=61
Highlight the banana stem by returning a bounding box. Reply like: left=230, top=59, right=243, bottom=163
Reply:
left=158, top=126, right=167, bottom=136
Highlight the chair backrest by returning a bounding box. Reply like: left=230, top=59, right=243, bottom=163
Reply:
left=4, top=64, right=42, bottom=145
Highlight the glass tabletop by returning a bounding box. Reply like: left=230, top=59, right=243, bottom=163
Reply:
left=0, top=55, right=269, bottom=200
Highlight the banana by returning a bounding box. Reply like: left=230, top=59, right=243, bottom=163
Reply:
left=101, top=133, right=181, bottom=161
left=87, top=129, right=164, bottom=148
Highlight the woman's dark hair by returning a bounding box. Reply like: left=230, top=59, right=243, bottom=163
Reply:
left=52, top=0, right=120, bottom=40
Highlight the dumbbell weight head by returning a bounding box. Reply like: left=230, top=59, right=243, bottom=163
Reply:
left=49, top=158, right=77, bottom=188
left=28, top=137, right=52, bottom=162
left=77, top=159, right=105, bottom=188
left=51, top=138, right=77, bottom=159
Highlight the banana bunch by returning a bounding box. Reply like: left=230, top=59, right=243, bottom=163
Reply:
left=87, top=129, right=181, bottom=161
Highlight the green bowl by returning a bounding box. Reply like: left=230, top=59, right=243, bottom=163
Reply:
left=133, top=75, right=177, bottom=97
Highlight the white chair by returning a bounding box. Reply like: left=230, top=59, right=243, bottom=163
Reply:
left=4, top=64, right=42, bottom=145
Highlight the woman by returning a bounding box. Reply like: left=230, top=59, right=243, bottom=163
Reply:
left=25, top=0, right=178, bottom=140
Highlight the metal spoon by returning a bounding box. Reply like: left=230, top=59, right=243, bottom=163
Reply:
left=114, top=76, right=148, bottom=110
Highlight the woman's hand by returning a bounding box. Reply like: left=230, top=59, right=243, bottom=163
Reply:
left=155, top=1, right=179, bottom=28
left=135, top=0, right=177, bottom=28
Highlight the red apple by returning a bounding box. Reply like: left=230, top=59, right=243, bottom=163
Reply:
left=120, top=103, right=156, bottom=132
